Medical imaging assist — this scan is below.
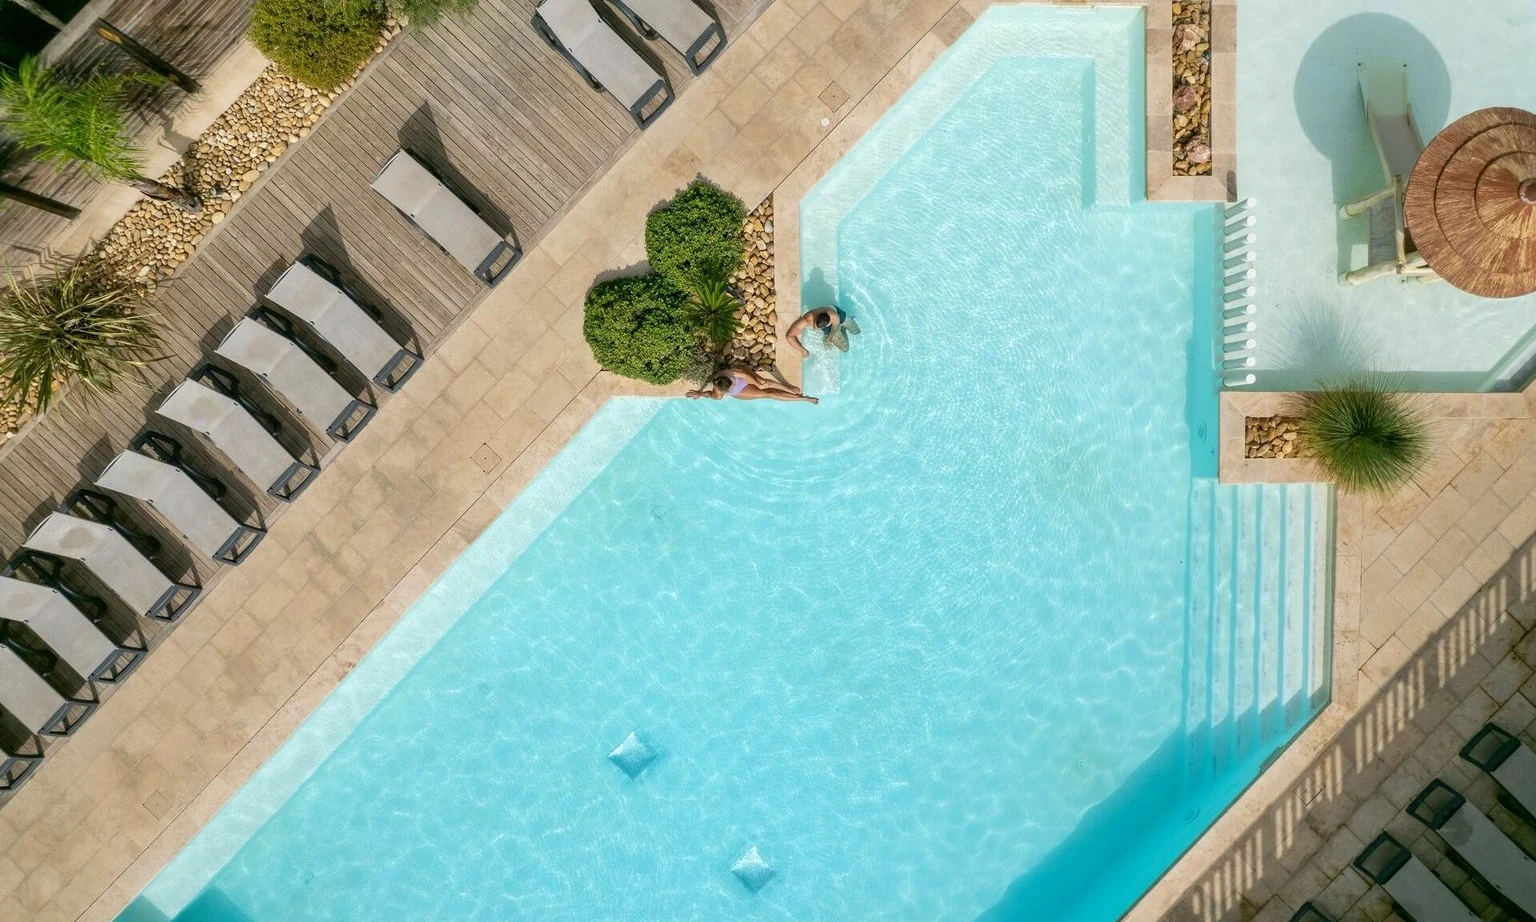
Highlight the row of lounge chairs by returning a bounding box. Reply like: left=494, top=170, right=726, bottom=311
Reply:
left=533, top=0, right=725, bottom=127
left=0, top=257, right=424, bottom=793
left=1291, top=722, right=1536, bottom=922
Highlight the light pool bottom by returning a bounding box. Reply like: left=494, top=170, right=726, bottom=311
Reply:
left=122, top=8, right=1330, bottom=922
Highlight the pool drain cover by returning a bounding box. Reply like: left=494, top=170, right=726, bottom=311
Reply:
left=607, top=731, right=657, bottom=778
left=731, top=846, right=776, bottom=893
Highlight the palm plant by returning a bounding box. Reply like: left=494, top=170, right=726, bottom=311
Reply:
left=0, top=259, right=164, bottom=412
left=1293, top=380, right=1429, bottom=494
left=0, top=57, right=200, bottom=211
left=682, top=255, right=741, bottom=350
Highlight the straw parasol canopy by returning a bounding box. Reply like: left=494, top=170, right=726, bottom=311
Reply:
left=1404, top=106, right=1536, bottom=299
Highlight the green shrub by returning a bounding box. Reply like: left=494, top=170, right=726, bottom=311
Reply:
left=392, top=0, right=478, bottom=26
left=645, top=180, right=746, bottom=290
left=250, top=0, right=383, bottom=89
left=583, top=274, right=694, bottom=385
left=1294, top=381, right=1429, bottom=494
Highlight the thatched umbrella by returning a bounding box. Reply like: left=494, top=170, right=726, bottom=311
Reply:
left=1404, top=107, right=1536, bottom=299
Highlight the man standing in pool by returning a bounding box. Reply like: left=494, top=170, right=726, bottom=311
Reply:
left=786, top=305, right=861, bottom=356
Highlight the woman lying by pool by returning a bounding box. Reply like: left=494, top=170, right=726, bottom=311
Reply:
left=685, top=366, right=818, bottom=403
left=786, top=305, right=861, bottom=356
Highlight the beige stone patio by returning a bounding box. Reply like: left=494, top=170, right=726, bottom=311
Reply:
left=3, top=2, right=1534, bottom=922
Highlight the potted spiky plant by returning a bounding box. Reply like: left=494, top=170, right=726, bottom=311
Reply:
left=0, top=259, right=164, bottom=413
left=682, top=255, right=742, bottom=354
left=0, top=57, right=201, bottom=212
left=1293, top=380, right=1429, bottom=494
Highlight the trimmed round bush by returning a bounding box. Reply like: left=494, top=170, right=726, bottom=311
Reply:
left=249, top=0, right=383, bottom=90
left=583, top=274, right=694, bottom=385
left=645, top=180, right=747, bottom=290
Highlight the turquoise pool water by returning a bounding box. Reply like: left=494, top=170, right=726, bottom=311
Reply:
left=122, top=8, right=1329, bottom=922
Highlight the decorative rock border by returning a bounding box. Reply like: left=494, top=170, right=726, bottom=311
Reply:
left=726, top=197, right=776, bottom=371
left=1244, top=415, right=1307, bottom=459
left=1171, top=0, right=1212, bottom=176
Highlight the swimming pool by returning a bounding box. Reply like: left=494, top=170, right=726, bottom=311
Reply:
left=121, top=8, right=1331, bottom=922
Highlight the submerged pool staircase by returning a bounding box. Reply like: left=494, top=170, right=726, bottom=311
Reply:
left=1181, top=479, right=1332, bottom=790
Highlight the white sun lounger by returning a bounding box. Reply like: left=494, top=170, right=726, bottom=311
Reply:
left=0, top=644, right=94, bottom=738
left=263, top=259, right=421, bottom=391
left=96, top=450, right=264, bottom=564
left=371, top=150, right=521, bottom=285
left=215, top=318, right=374, bottom=441
left=155, top=378, right=319, bottom=501
left=1462, top=724, right=1536, bottom=820
left=21, top=513, right=198, bottom=622
left=604, top=0, right=724, bottom=73
left=1353, top=833, right=1480, bottom=922
left=1340, top=60, right=1437, bottom=286
left=532, top=0, right=674, bottom=127
left=1408, top=779, right=1536, bottom=916
left=0, top=576, right=141, bottom=683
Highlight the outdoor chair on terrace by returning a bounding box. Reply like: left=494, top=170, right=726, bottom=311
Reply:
left=370, top=150, right=521, bottom=285
left=1407, top=779, right=1536, bottom=917
left=0, top=738, right=40, bottom=791
left=20, top=512, right=199, bottom=623
left=1288, top=904, right=1334, bottom=922
left=532, top=0, right=674, bottom=128
left=0, top=575, right=141, bottom=685
left=1353, top=833, right=1480, bottom=922
left=96, top=447, right=265, bottom=565
left=0, top=643, right=95, bottom=739
left=155, top=377, right=320, bottom=501
left=1340, top=60, right=1437, bottom=286
left=1461, top=723, right=1536, bottom=821
left=602, top=0, right=725, bottom=74
left=263, top=258, right=421, bottom=391
left=214, top=316, right=375, bottom=441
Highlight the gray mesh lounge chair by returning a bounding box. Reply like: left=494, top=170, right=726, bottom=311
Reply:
left=0, top=644, right=94, bottom=738
left=605, top=0, right=724, bottom=73
left=264, top=258, right=421, bottom=391
left=1408, top=779, right=1536, bottom=916
left=97, top=450, right=264, bottom=564
left=532, top=0, right=674, bottom=128
left=0, top=576, right=142, bottom=683
left=1353, top=833, right=1480, bottom=922
left=155, top=378, right=319, bottom=501
left=371, top=150, right=521, bottom=285
left=215, top=317, right=375, bottom=441
left=1462, top=723, right=1536, bottom=820
left=22, top=513, right=198, bottom=622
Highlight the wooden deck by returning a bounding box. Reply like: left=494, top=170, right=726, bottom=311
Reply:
left=0, top=0, right=256, bottom=265
left=0, top=0, right=768, bottom=628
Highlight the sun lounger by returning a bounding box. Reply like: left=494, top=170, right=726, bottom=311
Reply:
left=215, top=317, right=375, bottom=441
left=1353, top=833, right=1480, bottom=922
left=96, top=450, right=264, bottom=564
left=371, top=150, right=521, bottom=285
left=155, top=377, right=319, bottom=501
left=1408, top=779, right=1536, bottom=916
left=532, top=0, right=674, bottom=128
left=21, top=513, right=198, bottom=622
left=0, top=739, right=40, bottom=791
left=604, top=0, right=724, bottom=73
left=263, top=258, right=421, bottom=391
left=0, top=645, right=93, bottom=737
left=1288, top=904, right=1334, bottom=922
left=1462, top=723, right=1536, bottom=821
left=0, top=575, right=142, bottom=683
left=1340, top=60, right=1438, bottom=286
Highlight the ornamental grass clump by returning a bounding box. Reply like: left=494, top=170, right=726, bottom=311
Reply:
left=0, top=260, right=163, bottom=412
left=1293, top=381, right=1428, bottom=494
left=249, top=0, right=384, bottom=90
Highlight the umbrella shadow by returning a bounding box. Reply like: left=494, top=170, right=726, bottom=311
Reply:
left=1292, top=14, right=1450, bottom=275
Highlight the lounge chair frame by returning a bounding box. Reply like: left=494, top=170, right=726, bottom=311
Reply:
left=0, top=568, right=145, bottom=684
left=1408, top=778, right=1536, bottom=919
left=276, top=255, right=422, bottom=391
left=1288, top=904, right=1335, bottom=922
left=604, top=0, right=726, bottom=74
left=243, top=308, right=377, bottom=441
left=34, top=498, right=200, bottom=622
left=185, top=366, right=321, bottom=501
left=0, top=643, right=96, bottom=738
left=1462, top=723, right=1536, bottom=823
left=372, top=150, right=522, bottom=285
left=130, top=432, right=266, bottom=564
left=0, top=745, right=40, bottom=792
left=1353, top=832, right=1481, bottom=922
left=531, top=8, right=674, bottom=128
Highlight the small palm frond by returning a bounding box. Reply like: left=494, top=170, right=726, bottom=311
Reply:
left=683, top=256, right=741, bottom=347
left=1293, top=380, right=1429, bottom=494
left=0, top=57, right=147, bottom=181
left=0, top=260, right=164, bottom=412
